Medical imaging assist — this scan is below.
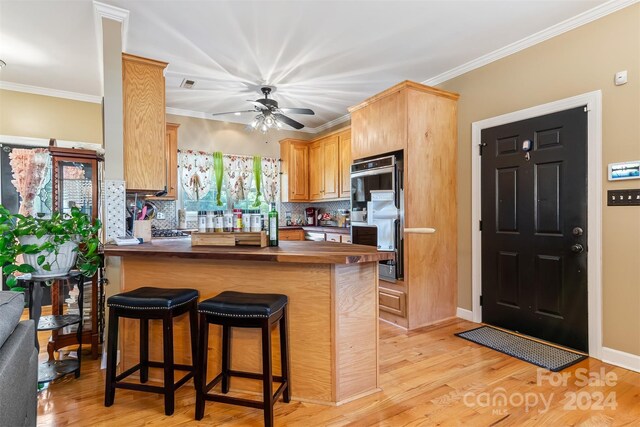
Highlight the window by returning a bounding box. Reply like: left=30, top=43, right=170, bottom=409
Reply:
left=177, top=150, right=279, bottom=216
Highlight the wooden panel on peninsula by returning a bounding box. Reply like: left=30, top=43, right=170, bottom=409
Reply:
left=105, top=241, right=388, bottom=405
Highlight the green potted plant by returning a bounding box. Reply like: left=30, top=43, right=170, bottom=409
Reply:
left=0, top=205, right=102, bottom=291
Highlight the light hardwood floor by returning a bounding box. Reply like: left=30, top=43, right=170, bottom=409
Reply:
left=36, top=318, right=640, bottom=426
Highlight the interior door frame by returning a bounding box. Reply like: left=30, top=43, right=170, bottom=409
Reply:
left=471, top=91, right=602, bottom=359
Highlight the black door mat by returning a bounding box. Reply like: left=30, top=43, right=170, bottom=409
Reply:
left=455, top=325, right=587, bottom=372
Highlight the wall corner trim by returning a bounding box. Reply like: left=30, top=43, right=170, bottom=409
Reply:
left=456, top=307, right=474, bottom=322
left=601, top=347, right=640, bottom=372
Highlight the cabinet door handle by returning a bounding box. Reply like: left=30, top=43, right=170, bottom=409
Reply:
left=404, top=228, right=436, bottom=234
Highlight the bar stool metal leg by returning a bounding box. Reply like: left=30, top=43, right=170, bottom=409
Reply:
left=104, top=310, right=119, bottom=407
left=162, top=311, right=175, bottom=416
left=262, top=318, right=274, bottom=427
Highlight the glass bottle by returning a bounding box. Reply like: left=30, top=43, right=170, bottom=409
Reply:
left=268, top=203, right=279, bottom=247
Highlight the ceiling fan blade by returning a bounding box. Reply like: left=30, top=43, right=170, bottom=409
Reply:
left=211, top=110, right=256, bottom=117
left=247, top=101, right=269, bottom=110
left=280, top=108, right=315, bottom=115
left=274, top=114, right=305, bottom=130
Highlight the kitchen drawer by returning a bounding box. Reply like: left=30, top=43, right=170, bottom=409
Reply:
left=279, top=229, right=305, bottom=241
left=326, top=233, right=342, bottom=242
left=340, top=235, right=351, bottom=244
left=379, top=287, right=406, bottom=318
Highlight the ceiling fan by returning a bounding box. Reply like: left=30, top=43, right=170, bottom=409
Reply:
left=211, top=86, right=314, bottom=132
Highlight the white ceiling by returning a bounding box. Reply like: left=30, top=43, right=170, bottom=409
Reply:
left=0, top=0, right=615, bottom=131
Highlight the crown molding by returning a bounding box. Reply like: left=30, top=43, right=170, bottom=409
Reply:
left=423, top=0, right=639, bottom=86
left=311, top=113, right=351, bottom=134
left=0, top=134, right=104, bottom=153
left=166, top=107, right=318, bottom=133
left=0, top=81, right=102, bottom=104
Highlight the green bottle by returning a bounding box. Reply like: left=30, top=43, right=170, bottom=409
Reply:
left=268, top=202, right=279, bottom=247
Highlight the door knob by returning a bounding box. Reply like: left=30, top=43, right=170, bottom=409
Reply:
left=571, top=244, right=584, bottom=254
left=572, top=227, right=584, bottom=236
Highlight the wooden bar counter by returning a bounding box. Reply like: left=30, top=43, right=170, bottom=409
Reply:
left=105, top=240, right=393, bottom=406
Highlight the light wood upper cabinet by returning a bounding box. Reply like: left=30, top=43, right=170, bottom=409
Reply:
left=348, top=85, right=406, bottom=160
left=322, top=135, right=339, bottom=199
left=309, top=135, right=340, bottom=201
left=279, top=127, right=350, bottom=202
left=309, top=141, right=324, bottom=200
left=150, top=123, right=180, bottom=200
left=122, top=53, right=168, bottom=192
left=280, top=139, right=309, bottom=202
left=338, top=130, right=351, bottom=199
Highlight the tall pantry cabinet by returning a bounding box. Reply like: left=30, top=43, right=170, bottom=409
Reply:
left=349, top=80, right=459, bottom=330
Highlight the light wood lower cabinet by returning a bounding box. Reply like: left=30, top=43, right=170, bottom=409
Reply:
left=379, top=279, right=408, bottom=328
left=279, top=229, right=305, bottom=241
left=325, top=232, right=342, bottom=243
left=379, top=287, right=406, bottom=317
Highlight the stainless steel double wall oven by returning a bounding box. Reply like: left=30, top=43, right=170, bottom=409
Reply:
left=350, top=153, right=403, bottom=281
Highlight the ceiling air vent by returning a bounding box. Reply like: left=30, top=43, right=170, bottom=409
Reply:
left=180, top=79, right=196, bottom=89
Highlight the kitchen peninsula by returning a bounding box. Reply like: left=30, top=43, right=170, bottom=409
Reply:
left=104, top=240, right=393, bottom=405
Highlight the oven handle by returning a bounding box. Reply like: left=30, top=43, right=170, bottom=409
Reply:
left=350, top=166, right=396, bottom=179
left=404, top=228, right=436, bottom=234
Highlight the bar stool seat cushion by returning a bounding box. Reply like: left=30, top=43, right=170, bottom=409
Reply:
left=199, top=291, right=287, bottom=318
left=107, top=287, right=199, bottom=310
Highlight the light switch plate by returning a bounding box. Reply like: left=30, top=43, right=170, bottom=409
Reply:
left=607, top=189, right=640, bottom=206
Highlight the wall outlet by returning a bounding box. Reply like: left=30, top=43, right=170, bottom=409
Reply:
left=156, top=212, right=166, bottom=220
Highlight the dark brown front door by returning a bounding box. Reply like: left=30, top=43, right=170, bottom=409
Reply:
left=481, top=106, right=588, bottom=352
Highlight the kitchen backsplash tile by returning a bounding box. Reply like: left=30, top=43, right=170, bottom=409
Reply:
left=137, top=199, right=350, bottom=230
left=280, top=200, right=350, bottom=226
left=150, top=200, right=177, bottom=229
left=104, top=180, right=126, bottom=241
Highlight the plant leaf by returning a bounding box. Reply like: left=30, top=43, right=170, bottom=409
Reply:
left=16, top=264, right=35, bottom=273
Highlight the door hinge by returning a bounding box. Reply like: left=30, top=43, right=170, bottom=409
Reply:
left=480, top=295, right=483, bottom=306
left=583, top=106, right=590, bottom=113
left=479, top=142, right=487, bottom=156
left=479, top=220, right=483, bottom=231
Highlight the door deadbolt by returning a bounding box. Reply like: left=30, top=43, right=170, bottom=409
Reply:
left=572, top=227, right=584, bottom=236
left=571, top=244, right=584, bottom=254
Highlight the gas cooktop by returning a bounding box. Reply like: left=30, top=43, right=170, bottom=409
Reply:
left=151, top=229, right=188, bottom=238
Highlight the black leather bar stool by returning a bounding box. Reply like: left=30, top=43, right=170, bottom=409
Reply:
left=104, top=287, right=199, bottom=415
left=195, top=291, right=290, bottom=427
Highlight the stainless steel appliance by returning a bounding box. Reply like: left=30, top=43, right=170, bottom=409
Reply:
left=350, top=154, right=403, bottom=281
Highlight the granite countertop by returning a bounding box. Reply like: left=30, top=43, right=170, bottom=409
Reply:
left=104, top=240, right=391, bottom=264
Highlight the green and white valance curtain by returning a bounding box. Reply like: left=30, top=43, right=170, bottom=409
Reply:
left=178, top=150, right=279, bottom=210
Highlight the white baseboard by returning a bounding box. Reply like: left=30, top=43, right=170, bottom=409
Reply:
left=601, top=347, right=640, bottom=373
left=456, top=307, right=474, bottom=322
